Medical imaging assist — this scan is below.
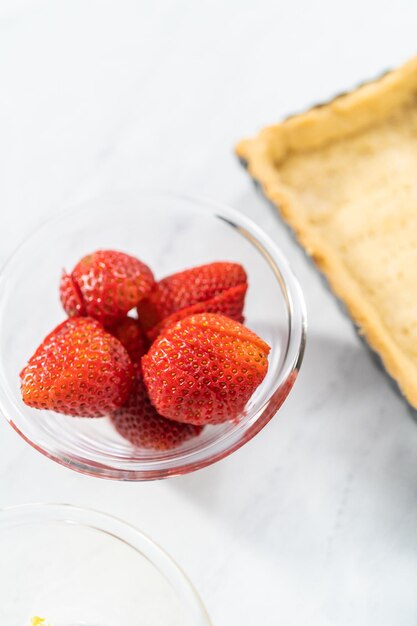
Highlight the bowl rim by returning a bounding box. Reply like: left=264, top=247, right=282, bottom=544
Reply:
left=0, top=190, right=307, bottom=480
left=0, top=501, right=212, bottom=624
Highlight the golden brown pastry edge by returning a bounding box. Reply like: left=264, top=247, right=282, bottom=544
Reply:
left=236, top=56, right=417, bottom=409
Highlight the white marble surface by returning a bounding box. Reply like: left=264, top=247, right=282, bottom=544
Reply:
left=1, top=1, right=417, bottom=624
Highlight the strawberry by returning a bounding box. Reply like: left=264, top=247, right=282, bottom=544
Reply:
left=142, top=313, right=270, bottom=425
left=60, top=250, right=155, bottom=327
left=111, top=317, right=147, bottom=363
left=137, top=262, right=247, bottom=339
left=59, top=272, right=86, bottom=316
left=145, top=284, right=247, bottom=342
left=110, top=365, right=203, bottom=451
left=21, top=317, right=133, bottom=417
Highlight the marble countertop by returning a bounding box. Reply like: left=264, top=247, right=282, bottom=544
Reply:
left=1, top=1, right=417, bottom=624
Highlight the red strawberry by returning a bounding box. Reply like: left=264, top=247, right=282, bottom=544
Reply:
left=110, top=366, right=203, bottom=451
left=59, top=271, right=86, bottom=316
left=21, top=317, right=133, bottom=417
left=142, top=313, right=270, bottom=426
left=111, top=317, right=147, bottom=363
left=137, top=262, right=247, bottom=339
left=145, top=283, right=247, bottom=342
left=60, top=250, right=155, bottom=327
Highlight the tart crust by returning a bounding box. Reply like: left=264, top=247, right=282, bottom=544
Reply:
left=236, top=56, right=417, bottom=408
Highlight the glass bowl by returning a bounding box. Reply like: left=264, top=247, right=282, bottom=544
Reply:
left=0, top=191, right=306, bottom=480
left=0, top=503, right=210, bottom=626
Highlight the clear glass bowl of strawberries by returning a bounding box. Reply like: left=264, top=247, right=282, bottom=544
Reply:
left=0, top=191, right=306, bottom=480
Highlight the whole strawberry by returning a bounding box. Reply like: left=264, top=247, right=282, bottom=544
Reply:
left=137, top=262, right=247, bottom=340
left=60, top=250, right=155, bottom=327
left=142, top=313, right=270, bottom=425
left=110, top=366, right=203, bottom=451
left=111, top=317, right=147, bottom=363
left=21, top=317, right=133, bottom=417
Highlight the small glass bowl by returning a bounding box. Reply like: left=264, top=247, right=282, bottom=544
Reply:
left=0, top=191, right=306, bottom=480
left=0, top=503, right=210, bottom=625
